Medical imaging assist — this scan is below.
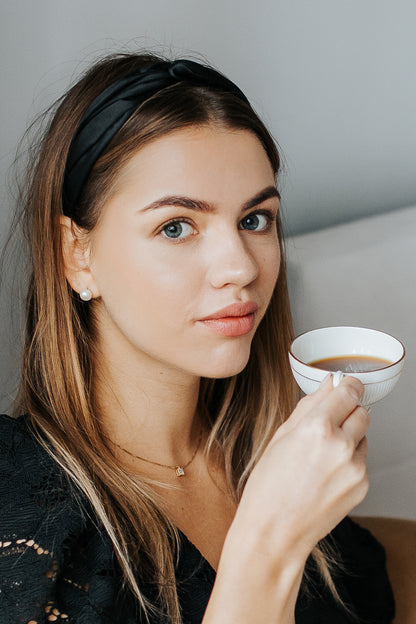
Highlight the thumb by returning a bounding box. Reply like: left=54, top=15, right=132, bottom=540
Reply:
left=289, top=373, right=334, bottom=423
left=273, top=374, right=335, bottom=441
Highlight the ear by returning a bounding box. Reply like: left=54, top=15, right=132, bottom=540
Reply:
left=60, top=216, right=100, bottom=298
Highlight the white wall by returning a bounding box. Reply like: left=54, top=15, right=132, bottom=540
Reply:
left=1, top=0, right=416, bottom=238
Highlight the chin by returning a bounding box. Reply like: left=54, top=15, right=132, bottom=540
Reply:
left=198, top=348, right=251, bottom=379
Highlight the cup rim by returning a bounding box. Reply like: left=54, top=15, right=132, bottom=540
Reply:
left=289, top=325, right=406, bottom=374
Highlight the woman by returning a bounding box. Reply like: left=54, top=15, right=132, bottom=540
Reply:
left=0, top=53, right=394, bottom=623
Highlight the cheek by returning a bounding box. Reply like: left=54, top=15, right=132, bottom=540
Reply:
left=91, top=234, right=199, bottom=325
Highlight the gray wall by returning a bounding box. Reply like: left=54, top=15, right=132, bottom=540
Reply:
left=1, top=0, right=416, bottom=406
left=1, top=0, right=416, bottom=237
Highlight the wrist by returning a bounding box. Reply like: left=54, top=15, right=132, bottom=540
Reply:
left=229, top=499, right=312, bottom=569
left=202, top=517, right=308, bottom=624
left=224, top=513, right=308, bottom=585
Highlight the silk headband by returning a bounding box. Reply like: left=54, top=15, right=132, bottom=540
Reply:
left=62, top=59, right=250, bottom=219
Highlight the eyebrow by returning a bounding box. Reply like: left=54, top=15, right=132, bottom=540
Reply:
left=139, top=185, right=280, bottom=214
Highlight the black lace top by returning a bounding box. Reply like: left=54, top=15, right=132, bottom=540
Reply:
left=0, top=414, right=395, bottom=623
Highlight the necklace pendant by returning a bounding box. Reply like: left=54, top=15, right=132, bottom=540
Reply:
left=175, top=466, right=185, bottom=477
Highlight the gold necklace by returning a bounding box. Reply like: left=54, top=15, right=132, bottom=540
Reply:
left=112, top=428, right=203, bottom=477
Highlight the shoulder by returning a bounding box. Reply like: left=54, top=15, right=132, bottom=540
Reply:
left=0, top=416, right=147, bottom=623
left=0, top=413, right=55, bottom=485
left=0, top=411, right=34, bottom=444
left=0, top=413, right=87, bottom=542
left=0, top=412, right=52, bottom=463
left=330, top=515, right=396, bottom=622
left=0, top=414, right=103, bottom=622
left=331, top=514, right=389, bottom=566
left=298, top=516, right=395, bottom=623
left=0, top=413, right=70, bottom=504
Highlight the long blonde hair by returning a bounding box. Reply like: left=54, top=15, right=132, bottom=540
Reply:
left=13, top=52, right=345, bottom=622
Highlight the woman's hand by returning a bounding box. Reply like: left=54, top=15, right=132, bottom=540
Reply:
left=233, top=374, right=370, bottom=560
left=204, top=375, right=370, bottom=624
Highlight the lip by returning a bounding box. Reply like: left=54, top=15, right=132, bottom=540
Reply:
left=197, top=302, right=258, bottom=337
left=199, top=302, right=259, bottom=321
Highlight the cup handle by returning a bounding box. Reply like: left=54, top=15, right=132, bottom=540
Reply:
left=332, top=370, right=344, bottom=388
left=332, top=371, right=371, bottom=410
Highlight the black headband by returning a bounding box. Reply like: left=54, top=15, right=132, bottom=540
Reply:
left=62, top=59, right=250, bottom=219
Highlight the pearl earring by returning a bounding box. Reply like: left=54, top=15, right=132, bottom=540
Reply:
left=79, top=288, right=92, bottom=302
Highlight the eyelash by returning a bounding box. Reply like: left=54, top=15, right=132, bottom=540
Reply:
left=158, top=210, right=276, bottom=243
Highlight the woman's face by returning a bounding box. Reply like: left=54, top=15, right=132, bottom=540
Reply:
left=87, top=125, right=281, bottom=379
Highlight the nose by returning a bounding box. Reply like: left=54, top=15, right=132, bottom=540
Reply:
left=205, top=229, right=259, bottom=289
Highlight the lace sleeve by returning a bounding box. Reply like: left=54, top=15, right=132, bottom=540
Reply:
left=0, top=415, right=81, bottom=623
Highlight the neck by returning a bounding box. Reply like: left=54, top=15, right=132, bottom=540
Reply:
left=94, top=336, right=202, bottom=467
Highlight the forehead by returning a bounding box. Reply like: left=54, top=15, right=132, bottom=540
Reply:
left=109, top=125, right=276, bottom=205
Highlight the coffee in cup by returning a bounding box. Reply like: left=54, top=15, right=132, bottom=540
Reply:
left=289, top=326, right=405, bottom=406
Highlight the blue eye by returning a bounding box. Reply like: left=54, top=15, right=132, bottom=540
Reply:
left=161, top=220, right=194, bottom=240
left=240, top=213, right=270, bottom=232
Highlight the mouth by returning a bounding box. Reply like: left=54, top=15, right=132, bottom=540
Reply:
left=198, top=302, right=258, bottom=337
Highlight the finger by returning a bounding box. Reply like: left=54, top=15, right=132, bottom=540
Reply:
left=298, top=373, right=334, bottom=411
left=341, top=406, right=371, bottom=448
left=351, top=436, right=369, bottom=487
left=351, top=436, right=370, bottom=502
left=354, top=434, right=369, bottom=462
left=286, top=374, right=334, bottom=428
left=314, top=376, right=365, bottom=428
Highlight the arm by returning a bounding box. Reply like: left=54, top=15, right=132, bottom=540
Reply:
left=352, top=516, right=416, bottom=624
left=0, top=539, right=62, bottom=624
left=202, top=376, right=370, bottom=623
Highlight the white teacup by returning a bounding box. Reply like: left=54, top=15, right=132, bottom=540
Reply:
left=289, top=326, right=405, bottom=406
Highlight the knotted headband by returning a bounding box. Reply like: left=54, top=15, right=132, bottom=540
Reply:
left=62, top=59, right=250, bottom=219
